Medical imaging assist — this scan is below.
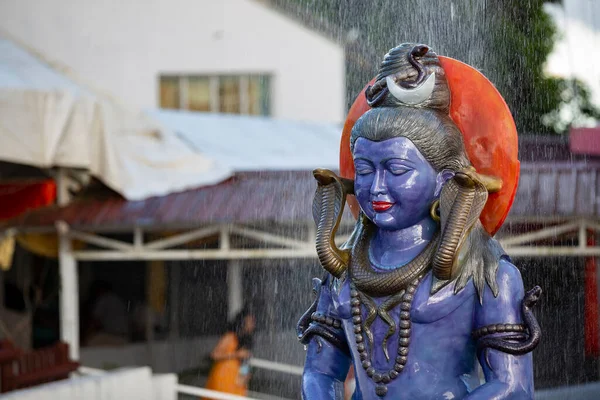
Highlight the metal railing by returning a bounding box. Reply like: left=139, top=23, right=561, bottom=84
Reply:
left=177, top=384, right=262, bottom=400
left=248, top=358, right=302, bottom=376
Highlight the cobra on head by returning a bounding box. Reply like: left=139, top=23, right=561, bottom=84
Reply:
left=385, top=44, right=436, bottom=105
left=365, top=43, right=449, bottom=110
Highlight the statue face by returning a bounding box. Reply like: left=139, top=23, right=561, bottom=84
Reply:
left=353, top=137, right=441, bottom=230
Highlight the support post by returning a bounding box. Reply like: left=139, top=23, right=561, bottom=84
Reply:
left=146, top=261, right=163, bottom=369
left=56, top=169, right=79, bottom=360
left=227, top=260, right=243, bottom=319
left=596, top=249, right=600, bottom=381
left=58, top=223, right=79, bottom=360
left=584, top=231, right=599, bottom=358
left=169, top=263, right=180, bottom=340
left=146, top=304, right=155, bottom=369
left=56, top=168, right=70, bottom=207
left=0, top=267, right=4, bottom=332
left=168, top=263, right=180, bottom=372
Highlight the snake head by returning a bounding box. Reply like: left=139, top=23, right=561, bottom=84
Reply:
left=313, top=168, right=338, bottom=186
left=313, top=169, right=355, bottom=194
left=453, top=171, right=476, bottom=188
left=523, top=286, right=542, bottom=309
left=411, top=44, right=430, bottom=58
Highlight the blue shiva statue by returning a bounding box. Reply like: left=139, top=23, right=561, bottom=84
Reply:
left=297, top=43, right=541, bottom=399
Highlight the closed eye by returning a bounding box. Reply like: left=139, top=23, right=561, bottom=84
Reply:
left=356, top=167, right=374, bottom=175
left=388, top=166, right=410, bottom=175
left=354, top=159, right=374, bottom=175
left=385, top=160, right=412, bottom=176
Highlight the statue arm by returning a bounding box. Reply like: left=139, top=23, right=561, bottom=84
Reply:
left=298, top=275, right=351, bottom=399
left=465, top=259, right=535, bottom=400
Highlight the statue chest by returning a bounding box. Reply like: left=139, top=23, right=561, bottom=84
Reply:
left=332, top=271, right=477, bottom=323
left=331, top=271, right=479, bottom=398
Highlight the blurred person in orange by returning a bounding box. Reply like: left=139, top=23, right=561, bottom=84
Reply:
left=202, top=306, right=256, bottom=398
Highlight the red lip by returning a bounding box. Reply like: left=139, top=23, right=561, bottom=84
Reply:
left=372, top=201, right=394, bottom=212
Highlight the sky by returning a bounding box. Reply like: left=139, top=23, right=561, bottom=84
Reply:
left=545, top=0, right=600, bottom=106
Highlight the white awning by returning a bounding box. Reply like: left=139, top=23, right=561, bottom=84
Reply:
left=0, top=32, right=231, bottom=200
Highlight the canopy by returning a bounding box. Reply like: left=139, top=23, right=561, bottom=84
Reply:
left=0, top=32, right=231, bottom=200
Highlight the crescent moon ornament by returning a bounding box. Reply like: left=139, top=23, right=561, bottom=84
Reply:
left=386, top=72, right=436, bottom=105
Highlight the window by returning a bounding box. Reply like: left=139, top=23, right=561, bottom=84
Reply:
left=159, top=75, right=271, bottom=116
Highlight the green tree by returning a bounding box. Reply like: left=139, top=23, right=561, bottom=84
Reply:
left=490, top=0, right=599, bottom=133
left=269, top=0, right=599, bottom=134
left=542, top=78, right=600, bottom=133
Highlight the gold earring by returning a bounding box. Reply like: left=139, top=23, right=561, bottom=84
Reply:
left=430, top=200, right=440, bottom=222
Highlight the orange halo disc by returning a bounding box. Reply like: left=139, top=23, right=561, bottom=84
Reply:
left=339, top=56, right=519, bottom=236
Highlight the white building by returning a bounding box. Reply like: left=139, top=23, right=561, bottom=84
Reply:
left=0, top=0, right=345, bottom=124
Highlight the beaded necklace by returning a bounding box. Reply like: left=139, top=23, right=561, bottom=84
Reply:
left=349, top=276, right=423, bottom=397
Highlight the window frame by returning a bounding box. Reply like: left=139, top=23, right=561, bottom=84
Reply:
left=159, top=74, right=271, bottom=116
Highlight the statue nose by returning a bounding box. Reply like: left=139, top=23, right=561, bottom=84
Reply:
left=370, top=170, right=387, bottom=195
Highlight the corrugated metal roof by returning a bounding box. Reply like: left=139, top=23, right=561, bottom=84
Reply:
left=570, top=127, right=600, bottom=156
left=3, top=162, right=600, bottom=233
left=2, top=171, right=320, bottom=232
left=147, top=110, right=342, bottom=171
left=518, top=135, right=584, bottom=162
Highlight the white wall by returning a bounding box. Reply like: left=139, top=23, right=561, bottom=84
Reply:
left=0, top=0, right=345, bottom=124
left=0, top=367, right=177, bottom=400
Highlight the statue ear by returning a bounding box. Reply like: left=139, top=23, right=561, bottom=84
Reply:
left=435, top=169, right=454, bottom=197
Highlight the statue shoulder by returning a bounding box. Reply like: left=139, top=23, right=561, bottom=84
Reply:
left=496, top=258, right=525, bottom=296
left=474, top=258, right=525, bottom=326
